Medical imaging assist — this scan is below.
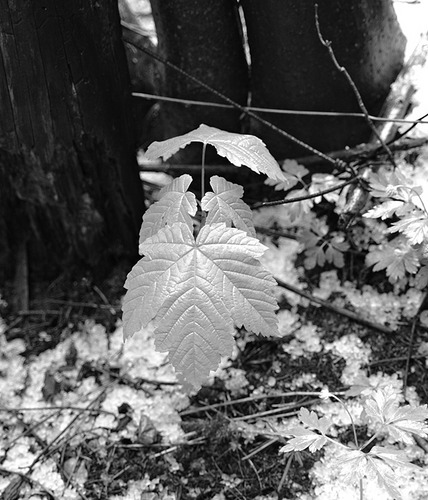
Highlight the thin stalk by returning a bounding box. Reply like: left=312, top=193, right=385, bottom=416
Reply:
left=201, top=143, right=207, bottom=199
left=359, top=431, right=381, bottom=452
left=200, top=143, right=207, bottom=227
left=327, top=393, right=359, bottom=448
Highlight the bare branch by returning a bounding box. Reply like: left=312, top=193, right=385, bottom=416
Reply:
left=314, top=4, right=397, bottom=167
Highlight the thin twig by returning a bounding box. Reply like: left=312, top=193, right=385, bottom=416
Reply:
left=251, top=176, right=358, bottom=209
left=233, top=409, right=299, bottom=422
left=0, top=466, right=57, bottom=500
left=392, top=111, right=428, bottom=141
left=0, top=403, right=51, bottom=452
left=242, top=438, right=278, bottom=461
left=133, top=91, right=428, bottom=125
left=17, top=309, right=62, bottom=316
left=277, top=454, right=294, bottom=494
left=92, top=285, right=116, bottom=315
left=368, top=355, right=425, bottom=366
left=27, top=388, right=107, bottom=473
left=255, top=226, right=297, bottom=240
left=0, top=405, right=115, bottom=416
left=275, top=278, right=394, bottom=334
left=122, top=22, right=348, bottom=171
left=314, top=4, right=397, bottom=167
left=33, top=298, right=120, bottom=310
left=180, top=391, right=328, bottom=416
left=247, top=458, right=263, bottom=491
left=137, top=136, right=428, bottom=174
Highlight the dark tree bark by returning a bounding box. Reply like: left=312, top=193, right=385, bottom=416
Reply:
left=240, top=0, right=406, bottom=159
left=150, top=0, right=249, bottom=164
left=0, top=0, right=144, bottom=283
left=119, top=0, right=159, bottom=148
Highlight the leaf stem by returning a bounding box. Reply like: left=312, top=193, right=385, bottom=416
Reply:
left=359, top=432, right=380, bottom=452
left=201, top=143, right=207, bottom=199
left=412, top=189, right=428, bottom=217
left=326, top=393, right=359, bottom=448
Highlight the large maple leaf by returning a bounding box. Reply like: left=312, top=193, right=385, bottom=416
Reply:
left=123, top=222, right=279, bottom=388
left=145, top=124, right=287, bottom=182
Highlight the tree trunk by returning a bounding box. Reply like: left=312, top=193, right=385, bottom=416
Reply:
left=240, top=0, right=406, bottom=159
left=0, top=0, right=144, bottom=283
left=150, top=0, right=249, bottom=164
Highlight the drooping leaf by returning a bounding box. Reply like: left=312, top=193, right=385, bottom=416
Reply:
left=139, top=174, right=197, bottom=245
left=145, top=124, right=287, bottom=182
left=201, top=176, right=256, bottom=237
left=123, top=222, right=279, bottom=388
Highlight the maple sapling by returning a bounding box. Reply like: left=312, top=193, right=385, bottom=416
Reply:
left=122, top=125, right=289, bottom=389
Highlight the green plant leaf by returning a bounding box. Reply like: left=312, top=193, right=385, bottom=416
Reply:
left=123, top=222, right=279, bottom=388
left=265, top=159, right=308, bottom=191
left=366, top=237, right=419, bottom=283
left=201, top=176, right=256, bottom=237
left=364, top=199, right=410, bottom=220
left=145, top=124, right=287, bottom=182
left=414, top=264, right=428, bottom=288
left=364, top=387, right=428, bottom=444
left=280, top=427, right=328, bottom=453
left=281, top=188, right=314, bottom=224
left=334, top=446, right=415, bottom=500
left=367, top=167, right=416, bottom=200
left=389, top=213, right=428, bottom=245
left=280, top=408, right=332, bottom=453
left=139, top=174, right=197, bottom=245
left=298, top=407, right=332, bottom=434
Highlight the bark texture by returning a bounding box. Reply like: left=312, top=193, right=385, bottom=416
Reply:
left=0, top=0, right=144, bottom=281
left=150, top=0, right=249, bottom=163
left=241, top=0, right=406, bottom=159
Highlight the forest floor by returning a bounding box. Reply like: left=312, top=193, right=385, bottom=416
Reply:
left=1, top=243, right=428, bottom=500
left=1, top=1, right=428, bottom=500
